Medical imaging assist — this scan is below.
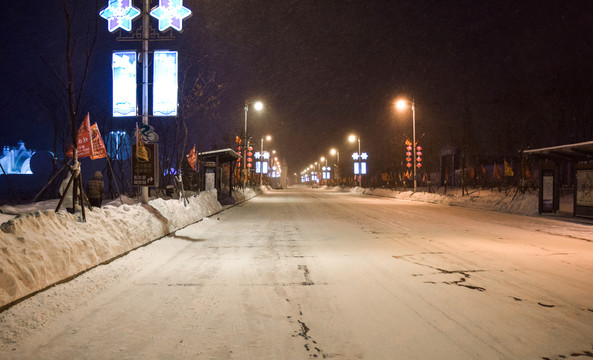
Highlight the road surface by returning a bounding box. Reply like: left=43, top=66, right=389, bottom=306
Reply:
left=2, top=187, right=593, bottom=359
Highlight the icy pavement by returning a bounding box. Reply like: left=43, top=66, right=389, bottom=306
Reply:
left=1, top=187, right=593, bottom=359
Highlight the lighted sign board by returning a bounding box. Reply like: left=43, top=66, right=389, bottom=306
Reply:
left=112, top=51, right=137, bottom=117
left=150, top=0, right=192, bottom=32
left=153, top=50, right=178, bottom=116
left=99, top=0, right=141, bottom=32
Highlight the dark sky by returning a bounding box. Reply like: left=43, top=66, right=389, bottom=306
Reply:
left=2, top=1, right=593, bottom=175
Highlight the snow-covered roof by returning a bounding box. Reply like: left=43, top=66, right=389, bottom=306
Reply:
left=524, top=140, right=593, bottom=161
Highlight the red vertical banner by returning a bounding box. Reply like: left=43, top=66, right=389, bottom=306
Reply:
left=90, top=123, right=107, bottom=160
left=66, top=113, right=92, bottom=158
left=186, top=144, right=197, bottom=169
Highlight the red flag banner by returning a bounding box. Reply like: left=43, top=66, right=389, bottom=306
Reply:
left=90, top=123, right=107, bottom=160
left=186, top=145, right=197, bottom=169
left=66, top=113, right=92, bottom=158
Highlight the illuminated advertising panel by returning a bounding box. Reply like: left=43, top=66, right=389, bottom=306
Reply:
left=112, top=51, right=137, bottom=117
left=153, top=50, right=178, bottom=116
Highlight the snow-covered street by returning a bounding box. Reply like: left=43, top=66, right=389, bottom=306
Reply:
left=2, top=187, right=593, bottom=359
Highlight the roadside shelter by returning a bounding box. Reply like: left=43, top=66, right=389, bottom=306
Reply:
left=524, top=141, right=593, bottom=218
left=197, top=148, right=240, bottom=198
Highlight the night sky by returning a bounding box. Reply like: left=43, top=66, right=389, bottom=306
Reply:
left=1, top=1, right=593, bottom=176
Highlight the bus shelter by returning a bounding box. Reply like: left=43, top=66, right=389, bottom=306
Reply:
left=524, top=141, right=593, bottom=218
left=197, top=148, right=240, bottom=198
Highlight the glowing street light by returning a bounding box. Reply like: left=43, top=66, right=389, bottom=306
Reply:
left=243, top=100, right=264, bottom=187
left=259, top=135, right=272, bottom=186
left=396, top=98, right=417, bottom=192
left=349, top=134, right=362, bottom=187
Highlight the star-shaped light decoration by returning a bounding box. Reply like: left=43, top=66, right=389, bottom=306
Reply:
left=352, top=153, right=360, bottom=160
left=361, top=152, right=368, bottom=160
left=150, top=0, right=192, bottom=32
left=99, top=0, right=141, bottom=32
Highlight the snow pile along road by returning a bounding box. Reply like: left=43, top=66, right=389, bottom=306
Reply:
left=346, top=187, right=539, bottom=216
left=0, top=188, right=257, bottom=309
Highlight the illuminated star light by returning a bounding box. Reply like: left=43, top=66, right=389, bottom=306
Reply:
left=150, top=0, right=192, bottom=32
left=99, top=0, right=141, bottom=32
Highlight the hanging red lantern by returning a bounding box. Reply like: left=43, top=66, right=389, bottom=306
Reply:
left=406, top=145, right=413, bottom=151
left=416, top=156, right=422, bottom=162
left=416, top=163, right=423, bottom=168
left=406, top=151, right=412, bottom=156
left=406, top=157, right=412, bottom=162
left=406, top=163, right=412, bottom=168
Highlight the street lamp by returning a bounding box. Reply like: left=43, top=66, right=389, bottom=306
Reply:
left=330, top=148, right=340, bottom=185
left=243, top=100, right=264, bottom=188
left=260, top=135, right=271, bottom=186
left=396, top=99, right=417, bottom=192
left=349, top=134, right=361, bottom=187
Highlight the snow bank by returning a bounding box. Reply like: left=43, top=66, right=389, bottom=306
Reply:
left=0, top=189, right=257, bottom=309
left=352, top=187, right=538, bottom=216
left=314, top=185, right=537, bottom=215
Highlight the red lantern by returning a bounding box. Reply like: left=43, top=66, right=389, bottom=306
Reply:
left=406, top=145, right=413, bottom=151
left=406, top=157, right=412, bottom=162
left=416, top=163, right=423, bottom=168
left=416, top=151, right=422, bottom=156
left=416, top=157, right=422, bottom=162
left=406, top=151, right=412, bottom=156
left=406, top=163, right=412, bottom=168
left=416, top=145, right=422, bottom=151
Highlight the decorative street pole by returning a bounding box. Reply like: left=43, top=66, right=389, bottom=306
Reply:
left=396, top=98, right=417, bottom=192
left=243, top=101, right=263, bottom=188
left=100, top=0, right=191, bottom=203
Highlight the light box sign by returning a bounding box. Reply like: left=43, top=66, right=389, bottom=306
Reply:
left=153, top=50, right=178, bottom=116
left=112, top=51, right=137, bottom=117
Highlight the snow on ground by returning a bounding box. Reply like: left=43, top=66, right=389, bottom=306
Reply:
left=0, top=189, right=257, bottom=309
left=0, top=184, right=582, bottom=310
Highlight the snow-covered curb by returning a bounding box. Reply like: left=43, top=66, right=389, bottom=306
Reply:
left=0, top=188, right=257, bottom=309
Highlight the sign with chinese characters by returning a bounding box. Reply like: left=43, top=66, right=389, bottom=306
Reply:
left=150, top=0, right=192, bottom=32
left=153, top=50, right=178, bottom=116
left=132, top=143, right=159, bottom=187
left=99, top=0, right=141, bottom=32
left=112, top=51, right=137, bottom=117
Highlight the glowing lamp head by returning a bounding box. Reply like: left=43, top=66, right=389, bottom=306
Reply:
left=330, top=148, right=337, bottom=155
left=348, top=135, right=357, bottom=143
left=253, top=101, right=264, bottom=111
left=396, top=99, right=408, bottom=111
left=265, top=135, right=272, bottom=141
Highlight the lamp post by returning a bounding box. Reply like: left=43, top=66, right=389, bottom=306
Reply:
left=243, top=101, right=263, bottom=188
left=260, top=135, right=271, bottom=186
left=320, top=156, right=327, bottom=184
left=396, top=99, right=417, bottom=192
left=330, top=148, right=339, bottom=185
left=348, top=134, right=361, bottom=187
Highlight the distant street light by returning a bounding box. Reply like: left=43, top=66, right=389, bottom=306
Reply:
left=330, top=148, right=340, bottom=184
left=243, top=100, right=264, bottom=188
left=396, top=98, right=417, bottom=192
left=260, top=135, right=271, bottom=186
left=349, top=134, right=361, bottom=187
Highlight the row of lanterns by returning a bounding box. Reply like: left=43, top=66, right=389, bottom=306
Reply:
left=405, top=140, right=423, bottom=168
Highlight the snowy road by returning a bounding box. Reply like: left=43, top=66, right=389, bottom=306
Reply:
left=2, top=187, right=593, bottom=359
